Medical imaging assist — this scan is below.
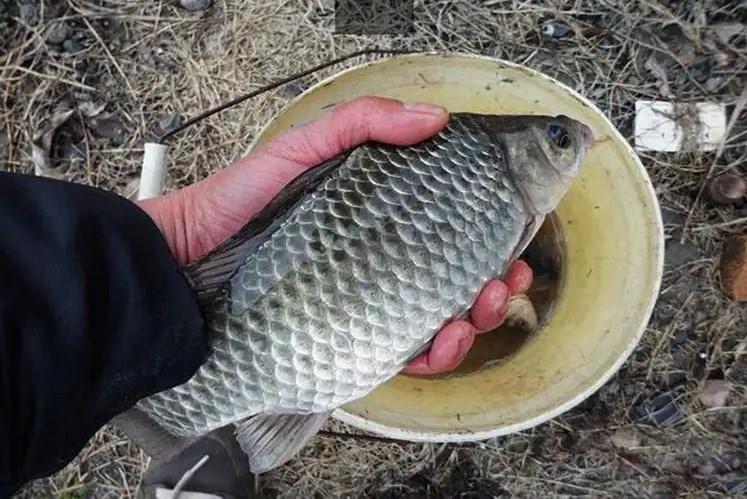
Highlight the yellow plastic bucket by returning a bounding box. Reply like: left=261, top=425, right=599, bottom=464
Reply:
left=248, top=53, right=664, bottom=441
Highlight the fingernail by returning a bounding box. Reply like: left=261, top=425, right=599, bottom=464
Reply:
left=404, top=102, right=446, bottom=116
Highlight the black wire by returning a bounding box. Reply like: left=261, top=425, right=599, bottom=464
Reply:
left=317, top=429, right=417, bottom=445
left=157, top=48, right=423, bottom=144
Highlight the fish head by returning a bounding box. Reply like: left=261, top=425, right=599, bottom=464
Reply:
left=487, top=114, right=593, bottom=215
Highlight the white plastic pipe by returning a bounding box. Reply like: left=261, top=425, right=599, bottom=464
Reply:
left=138, top=142, right=168, bottom=200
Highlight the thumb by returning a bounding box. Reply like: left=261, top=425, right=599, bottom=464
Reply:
left=259, top=96, right=449, bottom=166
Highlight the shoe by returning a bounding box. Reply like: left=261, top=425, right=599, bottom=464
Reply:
left=136, top=425, right=256, bottom=499
left=113, top=409, right=255, bottom=499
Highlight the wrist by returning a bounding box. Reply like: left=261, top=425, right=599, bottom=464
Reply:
left=137, top=190, right=194, bottom=265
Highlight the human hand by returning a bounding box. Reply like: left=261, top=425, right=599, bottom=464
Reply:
left=138, top=96, right=533, bottom=375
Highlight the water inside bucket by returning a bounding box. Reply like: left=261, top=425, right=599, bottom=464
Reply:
left=433, top=213, right=566, bottom=377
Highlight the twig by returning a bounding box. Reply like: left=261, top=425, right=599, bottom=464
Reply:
left=7, top=65, right=97, bottom=91
left=691, top=217, right=747, bottom=231
left=158, top=48, right=423, bottom=143
left=617, top=453, right=652, bottom=479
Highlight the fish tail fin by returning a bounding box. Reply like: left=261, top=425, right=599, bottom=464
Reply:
left=235, top=412, right=331, bottom=473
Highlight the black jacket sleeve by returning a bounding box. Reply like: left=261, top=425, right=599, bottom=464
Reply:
left=0, top=172, right=208, bottom=498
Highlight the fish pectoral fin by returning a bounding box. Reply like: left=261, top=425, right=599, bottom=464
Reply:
left=184, top=153, right=350, bottom=309
left=508, top=214, right=544, bottom=265
left=235, top=412, right=331, bottom=473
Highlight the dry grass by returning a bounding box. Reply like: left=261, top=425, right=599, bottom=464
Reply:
left=2, top=0, right=746, bottom=497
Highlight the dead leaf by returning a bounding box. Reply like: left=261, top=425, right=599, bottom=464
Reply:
left=698, top=379, right=731, bottom=408
left=31, top=109, right=75, bottom=178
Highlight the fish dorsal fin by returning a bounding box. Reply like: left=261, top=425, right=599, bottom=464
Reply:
left=235, top=412, right=331, bottom=473
left=184, top=154, right=349, bottom=308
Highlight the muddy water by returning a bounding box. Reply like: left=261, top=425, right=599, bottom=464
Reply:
left=435, top=213, right=566, bottom=377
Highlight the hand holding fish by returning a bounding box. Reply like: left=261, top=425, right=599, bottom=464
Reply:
left=136, top=96, right=590, bottom=473
left=139, top=96, right=532, bottom=376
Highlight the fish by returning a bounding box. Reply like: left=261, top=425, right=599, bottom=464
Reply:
left=136, top=112, right=593, bottom=473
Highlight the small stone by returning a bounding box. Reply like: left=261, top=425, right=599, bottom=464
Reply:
left=672, top=330, right=690, bottom=345
left=705, top=173, right=747, bottom=205
left=282, top=81, right=307, bottom=99
left=157, top=113, right=182, bottom=134
left=19, top=1, right=37, bottom=22
left=665, top=240, right=698, bottom=268
left=47, top=21, right=70, bottom=44
left=179, top=0, right=211, bottom=12
left=720, top=234, right=747, bottom=301
left=63, top=39, right=83, bottom=53
left=505, top=440, right=529, bottom=453
left=698, top=379, right=731, bottom=408
left=706, top=77, right=723, bottom=93
left=541, top=22, right=573, bottom=39
left=609, top=428, right=641, bottom=449
left=89, top=116, right=126, bottom=145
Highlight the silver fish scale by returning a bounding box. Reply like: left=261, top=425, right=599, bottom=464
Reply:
left=137, top=116, right=529, bottom=435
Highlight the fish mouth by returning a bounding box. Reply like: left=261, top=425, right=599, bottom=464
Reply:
left=580, top=123, right=595, bottom=149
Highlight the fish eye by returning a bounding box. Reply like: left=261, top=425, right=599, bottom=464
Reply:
left=547, top=124, right=572, bottom=149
